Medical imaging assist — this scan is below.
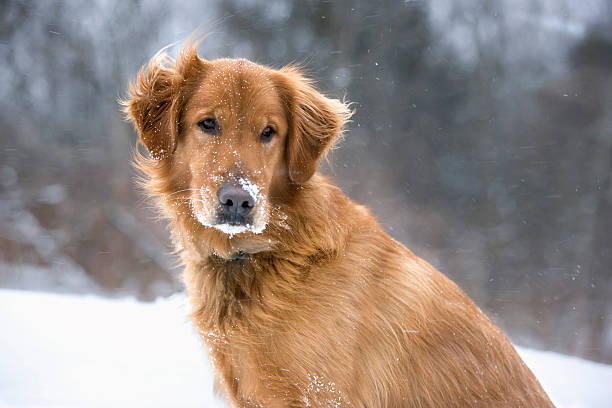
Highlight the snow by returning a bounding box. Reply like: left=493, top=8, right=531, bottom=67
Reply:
left=194, top=178, right=267, bottom=237
left=238, top=177, right=260, bottom=201
left=0, top=290, right=223, bottom=408
left=0, top=289, right=610, bottom=408
left=515, top=347, right=612, bottom=408
left=194, top=212, right=266, bottom=237
left=208, top=221, right=250, bottom=236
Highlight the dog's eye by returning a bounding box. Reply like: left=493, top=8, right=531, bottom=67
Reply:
left=260, top=126, right=275, bottom=143
left=198, top=118, right=219, bottom=134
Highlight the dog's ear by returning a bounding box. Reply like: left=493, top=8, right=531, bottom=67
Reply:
left=275, top=67, right=352, bottom=184
left=123, top=53, right=180, bottom=160
left=123, top=46, right=207, bottom=160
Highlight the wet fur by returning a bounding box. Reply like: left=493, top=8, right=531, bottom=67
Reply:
left=124, top=42, right=554, bottom=407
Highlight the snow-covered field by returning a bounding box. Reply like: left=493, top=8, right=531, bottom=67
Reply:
left=0, top=289, right=610, bottom=408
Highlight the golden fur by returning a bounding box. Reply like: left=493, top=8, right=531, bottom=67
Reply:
left=124, top=42, right=554, bottom=407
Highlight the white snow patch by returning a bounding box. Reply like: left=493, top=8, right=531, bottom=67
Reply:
left=238, top=177, right=261, bottom=201
left=211, top=223, right=250, bottom=235
left=2, top=289, right=610, bottom=408
left=0, top=289, right=224, bottom=408
left=515, top=346, right=612, bottom=408
left=195, top=211, right=266, bottom=237
left=195, top=179, right=268, bottom=237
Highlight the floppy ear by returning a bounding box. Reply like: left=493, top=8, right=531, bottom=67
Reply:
left=123, top=53, right=181, bottom=160
left=275, top=67, right=352, bottom=184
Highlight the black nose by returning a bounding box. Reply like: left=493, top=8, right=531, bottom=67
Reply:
left=217, top=183, right=255, bottom=217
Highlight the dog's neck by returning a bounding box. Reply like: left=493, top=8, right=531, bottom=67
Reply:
left=179, top=175, right=358, bottom=327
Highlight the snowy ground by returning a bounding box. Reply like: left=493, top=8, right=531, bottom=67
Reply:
left=0, top=289, right=610, bottom=408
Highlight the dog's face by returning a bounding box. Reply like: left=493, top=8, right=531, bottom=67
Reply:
left=125, top=46, right=350, bottom=243
left=178, top=59, right=288, bottom=235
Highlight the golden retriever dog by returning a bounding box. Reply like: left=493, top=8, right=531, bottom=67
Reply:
left=124, top=42, right=554, bottom=407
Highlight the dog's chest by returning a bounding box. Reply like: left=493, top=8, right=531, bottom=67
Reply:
left=191, top=256, right=357, bottom=405
left=203, top=256, right=261, bottom=322
left=216, top=327, right=352, bottom=407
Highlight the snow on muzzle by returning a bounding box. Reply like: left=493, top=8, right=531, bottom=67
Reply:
left=195, top=177, right=267, bottom=236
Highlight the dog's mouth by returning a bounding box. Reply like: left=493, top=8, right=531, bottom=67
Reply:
left=212, top=214, right=256, bottom=235
left=194, top=204, right=269, bottom=237
left=219, top=214, right=250, bottom=227
left=194, top=211, right=265, bottom=236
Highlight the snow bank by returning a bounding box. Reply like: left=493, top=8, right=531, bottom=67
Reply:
left=0, top=289, right=610, bottom=407
left=0, top=290, right=223, bottom=408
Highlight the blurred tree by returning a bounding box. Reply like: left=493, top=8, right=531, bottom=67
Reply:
left=0, top=0, right=610, bottom=362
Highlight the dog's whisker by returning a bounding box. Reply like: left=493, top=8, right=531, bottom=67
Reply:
left=167, top=188, right=202, bottom=197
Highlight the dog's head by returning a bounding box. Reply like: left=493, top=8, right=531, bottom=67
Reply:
left=124, top=43, right=351, bottom=248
